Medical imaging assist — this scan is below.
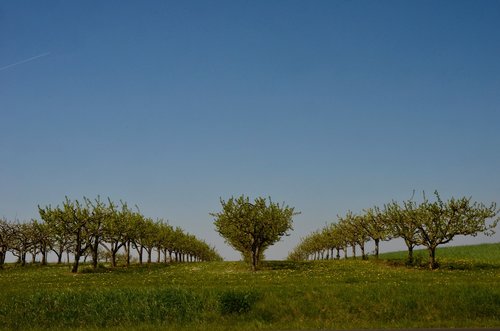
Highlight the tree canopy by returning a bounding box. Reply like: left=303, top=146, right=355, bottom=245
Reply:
left=212, top=195, right=298, bottom=271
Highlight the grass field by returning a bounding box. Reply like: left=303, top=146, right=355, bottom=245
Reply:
left=0, top=243, right=499, bottom=330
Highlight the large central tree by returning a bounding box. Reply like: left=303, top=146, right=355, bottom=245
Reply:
left=212, top=195, right=298, bottom=271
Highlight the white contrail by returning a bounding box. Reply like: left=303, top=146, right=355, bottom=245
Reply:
left=0, top=52, right=50, bottom=71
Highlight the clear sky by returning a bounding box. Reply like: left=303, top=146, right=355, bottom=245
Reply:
left=1, top=1, right=499, bottom=260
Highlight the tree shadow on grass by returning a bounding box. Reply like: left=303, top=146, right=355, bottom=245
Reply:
left=260, top=260, right=315, bottom=271
left=381, top=257, right=500, bottom=271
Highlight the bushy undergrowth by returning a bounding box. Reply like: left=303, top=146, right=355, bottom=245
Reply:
left=218, top=290, right=260, bottom=314
left=0, top=243, right=499, bottom=330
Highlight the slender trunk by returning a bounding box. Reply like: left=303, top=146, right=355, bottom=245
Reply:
left=139, top=246, right=143, bottom=265
left=343, top=247, right=348, bottom=259
left=360, top=243, right=366, bottom=260
left=72, top=250, right=81, bottom=273
left=57, top=246, right=63, bottom=264
left=66, top=250, right=70, bottom=264
left=407, top=244, right=414, bottom=265
left=92, top=240, right=99, bottom=269
left=0, top=251, right=4, bottom=267
left=126, top=241, right=131, bottom=267
left=147, top=249, right=152, bottom=264
left=336, top=248, right=340, bottom=260
left=157, top=249, right=161, bottom=263
left=251, top=249, right=258, bottom=272
left=351, top=245, right=356, bottom=259
left=21, top=252, right=26, bottom=266
left=429, top=246, right=437, bottom=270
left=175, top=252, right=178, bottom=262
left=111, top=250, right=117, bottom=267
left=374, top=238, right=380, bottom=259
left=41, top=248, right=47, bottom=266
left=31, top=252, right=36, bottom=264
left=163, top=249, right=168, bottom=263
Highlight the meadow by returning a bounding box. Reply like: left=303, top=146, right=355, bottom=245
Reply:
left=0, top=243, right=499, bottom=330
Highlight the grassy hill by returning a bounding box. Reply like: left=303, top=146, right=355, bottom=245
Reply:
left=0, top=243, right=499, bottom=330
left=379, top=242, right=500, bottom=267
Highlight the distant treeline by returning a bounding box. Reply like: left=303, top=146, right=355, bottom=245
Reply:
left=0, top=197, right=222, bottom=272
left=288, top=191, right=499, bottom=269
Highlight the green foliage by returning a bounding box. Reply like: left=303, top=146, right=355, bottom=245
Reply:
left=414, top=191, right=498, bottom=268
left=212, top=195, right=298, bottom=270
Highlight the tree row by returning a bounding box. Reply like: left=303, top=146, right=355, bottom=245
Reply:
left=288, top=191, right=498, bottom=269
left=0, top=197, right=222, bottom=272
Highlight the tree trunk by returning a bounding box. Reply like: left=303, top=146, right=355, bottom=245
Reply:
left=125, top=241, right=131, bottom=267
left=429, top=246, right=438, bottom=270
left=157, top=249, right=161, bottom=263
left=0, top=251, right=5, bottom=268
left=92, top=241, right=99, bottom=269
left=406, top=244, right=414, bottom=265
left=31, top=252, right=36, bottom=264
left=139, top=246, right=143, bottom=265
left=111, top=250, right=117, bottom=267
left=169, top=251, right=173, bottom=262
left=41, top=248, right=47, bottom=266
left=147, top=249, right=152, bottom=264
left=57, top=247, right=63, bottom=264
left=374, top=238, right=380, bottom=259
left=360, top=243, right=366, bottom=260
left=251, top=249, right=258, bottom=272
left=336, top=248, right=340, bottom=260
left=351, top=245, right=356, bottom=259
left=343, top=247, right=348, bottom=259
left=72, top=251, right=81, bottom=273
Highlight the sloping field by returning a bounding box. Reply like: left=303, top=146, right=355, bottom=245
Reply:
left=379, top=242, right=500, bottom=267
left=0, top=243, right=499, bottom=330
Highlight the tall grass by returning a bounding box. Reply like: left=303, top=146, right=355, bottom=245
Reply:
left=0, top=289, right=204, bottom=330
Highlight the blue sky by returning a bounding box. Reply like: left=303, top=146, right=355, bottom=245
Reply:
left=1, top=1, right=499, bottom=260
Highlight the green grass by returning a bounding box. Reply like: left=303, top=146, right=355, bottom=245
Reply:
left=0, top=243, right=499, bottom=330
left=379, top=242, right=500, bottom=268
